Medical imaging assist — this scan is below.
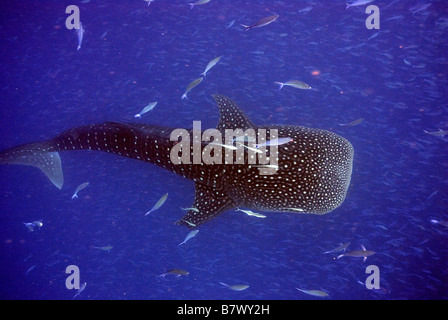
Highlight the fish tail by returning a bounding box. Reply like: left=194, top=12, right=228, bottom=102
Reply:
left=240, top=24, right=250, bottom=31
left=0, top=141, right=64, bottom=189
left=345, top=3, right=351, bottom=9
left=188, top=3, right=194, bottom=9
left=274, top=81, right=284, bottom=89
left=71, top=194, right=78, bottom=199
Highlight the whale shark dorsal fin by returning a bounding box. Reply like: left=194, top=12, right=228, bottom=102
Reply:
left=176, top=183, right=236, bottom=228
left=213, top=94, right=256, bottom=131
left=0, top=142, right=63, bottom=189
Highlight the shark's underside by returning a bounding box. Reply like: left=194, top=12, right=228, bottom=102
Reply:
left=0, top=95, right=354, bottom=228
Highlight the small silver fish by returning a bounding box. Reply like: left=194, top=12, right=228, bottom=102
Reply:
left=32, top=220, right=43, bottom=228
left=93, top=245, right=113, bottom=252
left=181, top=77, right=203, bottom=100
left=236, top=142, right=262, bottom=154
left=72, top=182, right=89, bottom=199
left=431, top=219, right=448, bottom=228
left=208, top=142, right=237, bottom=150
left=188, top=0, right=211, bottom=9
left=183, top=220, right=197, bottom=227
left=158, top=269, right=189, bottom=277
left=134, top=102, right=157, bottom=118
left=241, top=14, right=279, bottom=31
left=73, top=282, right=87, bottom=299
left=201, top=56, right=222, bottom=77
left=274, top=80, right=311, bottom=90
left=346, top=0, right=374, bottom=9
left=226, top=19, right=235, bottom=29
left=145, top=193, right=168, bottom=216
left=256, top=137, right=293, bottom=149
left=323, top=242, right=351, bottom=254
left=236, top=208, right=266, bottom=218
left=251, top=164, right=279, bottom=170
left=180, top=207, right=199, bottom=212
left=337, top=245, right=375, bottom=262
left=26, top=265, right=36, bottom=275
left=296, top=288, right=329, bottom=297
left=23, top=220, right=43, bottom=232
left=233, top=135, right=256, bottom=143
left=219, top=282, right=249, bottom=291
left=424, top=129, right=448, bottom=137
left=178, top=230, right=199, bottom=246
left=339, top=118, right=364, bottom=127
left=76, top=21, right=85, bottom=51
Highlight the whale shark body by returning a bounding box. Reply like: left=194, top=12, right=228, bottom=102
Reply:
left=0, top=95, right=354, bottom=228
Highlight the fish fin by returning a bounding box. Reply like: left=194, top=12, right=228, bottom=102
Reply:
left=175, top=183, right=236, bottom=228
left=274, top=81, right=284, bottom=89
left=0, top=142, right=63, bottom=189
left=212, top=94, right=257, bottom=131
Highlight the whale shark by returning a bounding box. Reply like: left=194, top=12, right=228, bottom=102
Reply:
left=0, top=95, right=354, bottom=228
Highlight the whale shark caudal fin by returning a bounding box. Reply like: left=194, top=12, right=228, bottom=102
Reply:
left=0, top=141, right=63, bottom=190
left=176, top=183, right=236, bottom=228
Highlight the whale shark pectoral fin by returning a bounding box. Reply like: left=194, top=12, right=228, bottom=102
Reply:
left=0, top=142, right=64, bottom=190
left=176, top=183, right=236, bottom=228
left=212, top=94, right=256, bottom=131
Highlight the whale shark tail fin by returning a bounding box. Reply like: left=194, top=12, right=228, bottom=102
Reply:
left=0, top=141, right=63, bottom=190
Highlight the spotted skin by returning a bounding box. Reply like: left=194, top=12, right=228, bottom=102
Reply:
left=0, top=95, right=354, bottom=228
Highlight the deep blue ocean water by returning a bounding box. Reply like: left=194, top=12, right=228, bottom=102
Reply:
left=0, top=0, right=447, bottom=300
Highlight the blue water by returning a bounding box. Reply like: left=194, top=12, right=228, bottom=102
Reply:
left=0, top=0, right=447, bottom=300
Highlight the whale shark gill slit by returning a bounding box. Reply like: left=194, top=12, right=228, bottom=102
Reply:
left=0, top=94, right=354, bottom=228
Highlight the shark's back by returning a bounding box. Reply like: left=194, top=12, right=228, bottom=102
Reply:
left=220, top=124, right=353, bottom=214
